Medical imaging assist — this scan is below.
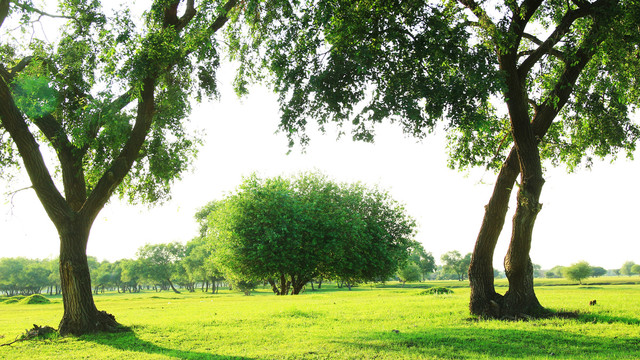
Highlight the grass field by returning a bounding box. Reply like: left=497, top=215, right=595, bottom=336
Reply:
left=1, top=279, right=640, bottom=359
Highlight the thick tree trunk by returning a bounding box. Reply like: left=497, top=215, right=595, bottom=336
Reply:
left=290, top=275, right=309, bottom=295
left=58, top=221, right=121, bottom=335
left=469, top=148, right=519, bottom=317
left=502, top=172, right=545, bottom=317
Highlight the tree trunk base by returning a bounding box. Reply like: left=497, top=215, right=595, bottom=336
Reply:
left=59, top=310, right=127, bottom=336
left=470, top=292, right=504, bottom=319
left=471, top=292, right=549, bottom=320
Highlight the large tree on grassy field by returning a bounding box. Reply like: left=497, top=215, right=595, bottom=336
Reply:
left=206, top=172, right=416, bottom=295
left=0, top=0, right=241, bottom=335
left=228, top=0, right=640, bottom=318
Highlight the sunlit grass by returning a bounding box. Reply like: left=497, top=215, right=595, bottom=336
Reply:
left=1, top=282, right=639, bottom=359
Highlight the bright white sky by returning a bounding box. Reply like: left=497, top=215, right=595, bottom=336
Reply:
left=1, top=2, right=638, bottom=270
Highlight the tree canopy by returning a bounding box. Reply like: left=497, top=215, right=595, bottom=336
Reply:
left=563, top=261, right=593, bottom=284
left=206, top=172, right=417, bottom=295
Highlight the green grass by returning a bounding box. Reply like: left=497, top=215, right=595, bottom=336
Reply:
left=1, top=282, right=639, bottom=359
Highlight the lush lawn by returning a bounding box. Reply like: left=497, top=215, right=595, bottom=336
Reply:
left=1, top=282, right=639, bottom=359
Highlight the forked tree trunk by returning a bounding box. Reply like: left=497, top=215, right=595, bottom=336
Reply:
left=58, top=220, right=120, bottom=335
left=469, top=148, right=519, bottom=317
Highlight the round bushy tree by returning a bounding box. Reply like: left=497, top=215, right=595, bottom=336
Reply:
left=207, top=172, right=416, bottom=295
left=563, top=261, right=592, bottom=284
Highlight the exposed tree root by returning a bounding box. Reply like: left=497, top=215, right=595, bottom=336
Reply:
left=1, top=324, right=56, bottom=346
left=58, top=310, right=128, bottom=336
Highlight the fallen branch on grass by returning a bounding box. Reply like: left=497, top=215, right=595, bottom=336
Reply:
left=0, top=324, right=56, bottom=346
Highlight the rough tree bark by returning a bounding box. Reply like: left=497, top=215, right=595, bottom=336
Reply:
left=468, top=148, right=519, bottom=317
left=58, top=220, right=120, bottom=335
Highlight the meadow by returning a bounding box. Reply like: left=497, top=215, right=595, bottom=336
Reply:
left=1, top=279, right=639, bottom=360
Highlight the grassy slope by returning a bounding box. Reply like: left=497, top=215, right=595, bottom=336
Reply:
left=1, top=281, right=639, bottom=360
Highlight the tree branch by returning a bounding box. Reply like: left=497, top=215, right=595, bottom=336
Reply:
left=0, top=78, right=71, bottom=224
left=0, top=0, right=8, bottom=30
left=177, top=0, right=196, bottom=31
left=32, top=114, right=87, bottom=210
left=520, top=34, right=567, bottom=61
left=12, top=1, right=76, bottom=22
left=531, top=12, right=610, bottom=140
left=10, top=56, right=34, bottom=77
left=518, top=0, right=608, bottom=77
left=505, top=0, right=544, bottom=50
left=80, top=77, right=156, bottom=223
left=82, top=0, right=240, bottom=221
left=210, top=0, right=238, bottom=34
left=81, top=89, right=135, bottom=153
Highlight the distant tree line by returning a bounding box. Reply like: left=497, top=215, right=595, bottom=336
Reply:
left=2, top=253, right=637, bottom=297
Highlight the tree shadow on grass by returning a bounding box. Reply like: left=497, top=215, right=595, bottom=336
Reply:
left=83, top=326, right=255, bottom=360
left=334, top=326, right=640, bottom=359
left=574, top=312, right=640, bottom=326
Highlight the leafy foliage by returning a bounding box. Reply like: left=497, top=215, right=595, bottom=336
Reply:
left=206, top=172, right=416, bottom=294
left=620, top=261, right=637, bottom=276
left=440, top=251, right=472, bottom=281
left=229, top=0, right=640, bottom=171
left=398, top=263, right=422, bottom=285
left=136, top=242, right=186, bottom=293
left=563, top=261, right=593, bottom=284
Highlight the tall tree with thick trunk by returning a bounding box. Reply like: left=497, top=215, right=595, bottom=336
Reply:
left=229, top=0, right=640, bottom=317
left=0, top=0, right=238, bottom=335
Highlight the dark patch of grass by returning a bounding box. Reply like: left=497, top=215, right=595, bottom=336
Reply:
left=417, top=287, right=454, bottom=295
left=342, top=325, right=638, bottom=359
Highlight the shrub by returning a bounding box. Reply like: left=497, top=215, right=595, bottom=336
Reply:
left=19, top=294, right=52, bottom=304
left=418, top=287, right=453, bottom=295
left=2, top=295, right=26, bottom=304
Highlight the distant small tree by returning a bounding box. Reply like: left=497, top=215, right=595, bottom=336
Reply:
left=620, top=261, right=636, bottom=276
left=440, top=251, right=471, bottom=281
left=398, top=263, right=422, bottom=287
left=590, top=266, right=607, bottom=278
left=230, top=278, right=260, bottom=296
left=532, top=264, right=543, bottom=278
left=631, top=265, right=640, bottom=276
left=407, top=244, right=436, bottom=280
left=563, top=261, right=592, bottom=284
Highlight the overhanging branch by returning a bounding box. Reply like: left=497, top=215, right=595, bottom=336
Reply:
left=210, top=0, right=238, bottom=33
left=520, top=34, right=567, bottom=62
left=13, top=1, right=76, bottom=22
left=518, top=0, right=609, bottom=77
